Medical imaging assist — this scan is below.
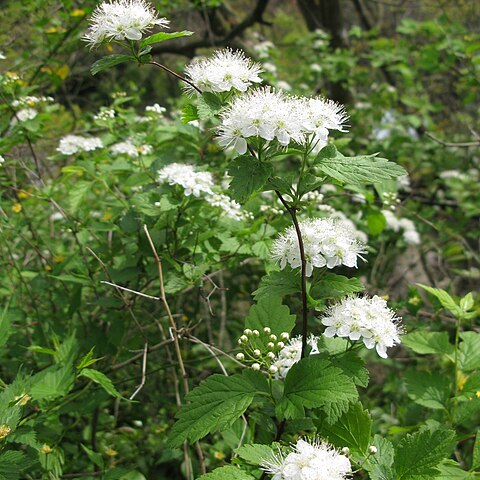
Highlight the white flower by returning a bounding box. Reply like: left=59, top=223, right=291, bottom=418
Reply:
left=0, top=52, right=5, bottom=60
left=83, top=0, right=169, bottom=47
left=14, top=108, right=38, bottom=122
left=157, top=163, right=214, bottom=197
left=271, top=217, right=366, bottom=277
left=261, top=437, right=351, bottom=480
left=145, top=103, right=166, bottom=115
left=272, top=335, right=319, bottom=379
left=110, top=140, right=138, bottom=157
left=382, top=211, right=420, bottom=244
left=184, top=48, right=263, bottom=94
left=205, top=193, right=252, bottom=221
left=138, top=144, right=153, bottom=155
left=217, top=87, right=348, bottom=154
left=57, top=135, right=103, bottom=155
left=94, top=108, right=115, bottom=122
left=12, top=96, right=53, bottom=108
left=321, top=295, right=403, bottom=359
left=0, top=155, right=5, bottom=164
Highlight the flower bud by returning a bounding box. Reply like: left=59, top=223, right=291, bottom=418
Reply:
left=268, top=365, right=278, bottom=374
left=276, top=341, right=285, bottom=349
left=236, top=353, right=245, bottom=361
left=251, top=363, right=260, bottom=371
left=263, top=327, right=271, bottom=334
left=267, top=352, right=275, bottom=360
left=244, top=328, right=253, bottom=336
left=280, top=332, right=290, bottom=340
left=368, top=446, right=377, bottom=455
left=269, top=334, right=277, bottom=341
left=253, top=349, right=261, bottom=357
left=341, top=447, right=350, bottom=455
left=239, top=335, right=248, bottom=343
left=267, top=342, right=275, bottom=349
left=252, top=329, right=260, bottom=336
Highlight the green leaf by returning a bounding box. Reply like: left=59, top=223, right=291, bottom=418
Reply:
left=77, top=347, right=102, bottom=370
left=91, top=54, right=133, bottom=75
left=81, top=444, right=105, bottom=469
left=459, top=332, right=480, bottom=372
left=228, top=157, right=273, bottom=203
left=6, top=426, right=38, bottom=448
left=30, top=365, right=75, bottom=401
left=320, top=402, right=372, bottom=454
left=197, top=92, right=223, bottom=120
left=235, top=443, right=275, bottom=466
left=310, top=273, right=364, bottom=299
left=80, top=368, right=121, bottom=398
left=436, top=460, right=475, bottom=479
left=0, top=451, right=28, bottom=480
left=279, top=356, right=357, bottom=419
left=140, top=30, right=193, bottom=47
left=69, top=181, right=95, bottom=214
left=402, top=331, right=454, bottom=356
left=459, top=292, right=474, bottom=312
left=181, top=104, right=198, bottom=123
left=198, top=466, right=254, bottom=480
left=314, top=145, right=406, bottom=185
left=168, top=371, right=261, bottom=447
left=404, top=370, right=450, bottom=410
left=472, top=432, right=480, bottom=470
left=245, top=297, right=296, bottom=349
left=363, top=434, right=395, bottom=480
left=329, top=351, right=369, bottom=388
left=368, top=210, right=387, bottom=235
left=0, top=304, right=12, bottom=349
left=253, top=270, right=300, bottom=300
left=417, top=284, right=462, bottom=318
left=394, top=428, right=456, bottom=479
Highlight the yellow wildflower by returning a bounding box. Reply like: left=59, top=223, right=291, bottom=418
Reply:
left=0, top=425, right=11, bottom=440
left=41, top=444, right=52, bottom=454
left=12, top=203, right=22, bottom=213
left=214, top=451, right=226, bottom=460
left=105, top=447, right=118, bottom=457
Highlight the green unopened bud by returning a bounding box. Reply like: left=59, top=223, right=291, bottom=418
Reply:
left=239, top=335, right=248, bottom=343
left=341, top=447, right=350, bottom=455
left=263, top=327, right=271, bottom=334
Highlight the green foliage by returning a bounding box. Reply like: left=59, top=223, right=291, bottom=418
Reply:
left=91, top=54, right=135, bottom=75
left=198, top=466, right=254, bottom=480
left=228, top=156, right=273, bottom=203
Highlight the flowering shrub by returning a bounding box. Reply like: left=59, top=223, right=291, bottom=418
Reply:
left=0, top=1, right=479, bottom=479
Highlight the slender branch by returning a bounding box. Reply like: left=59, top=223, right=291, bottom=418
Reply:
left=129, top=342, right=148, bottom=400
left=424, top=130, right=480, bottom=148
left=149, top=61, right=202, bottom=93
left=275, top=191, right=309, bottom=358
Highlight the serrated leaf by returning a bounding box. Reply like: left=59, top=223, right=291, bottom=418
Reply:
left=321, top=402, right=372, bottom=454
left=198, top=466, right=254, bottom=480
left=235, top=444, right=275, bottom=466
left=459, top=332, right=480, bottom=372
left=329, top=351, right=369, bottom=387
left=436, top=460, right=475, bottom=479
left=80, top=368, right=121, bottom=398
left=245, top=297, right=296, bottom=349
left=394, top=428, right=456, bottom=479
left=168, top=371, right=261, bottom=447
left=181, top=104, right=198, bottom=123
left=0, top=450, right=26, bottom=480
left=404, top=370, right=450, bottom=410
left=91, top=54, right=133, bottom=75
left=6, top=426, right=38, bottom=448
left=280, top=356, right=357, bottom=419
left=310, top=273, right=364, bottom=299
left=30, top=365, right=75, bottom=401
left=402, top=331, right=454, bottom=356
left=364, top=435, right=395, bottom=480
left=69, top=181, right=94, bottom=214
left=253, top=270, right=300, bottom=300
left=197, top=92, right=223, bottom=120
left=473, top=433, right=480, bottom=470
left=228, top=157, right=273, bottom=203
left=0, top=304, right=12, bottom=349
left=314, top=145, right=406, bottom=185
left=417, top=284, right=462, bottom=317
left=81, top=444, right=105, bottom=469
left=140, top=30, right=193, bottom=47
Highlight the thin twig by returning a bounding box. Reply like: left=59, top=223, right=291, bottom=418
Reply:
left=424, top=131, right=480, bottom=148
left=149, top=61, right=202, bottom=93
left=100, top=280, right=160, bottom=300
left=129, top=342, right=148, bottom=400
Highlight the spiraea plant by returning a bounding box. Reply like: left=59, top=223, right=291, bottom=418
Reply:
left=0, top=0, right=479, bottom=479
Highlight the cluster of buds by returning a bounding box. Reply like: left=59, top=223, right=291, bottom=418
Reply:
left=236, top=327, right=290, bottom=375
left=383, top=192, right=401, bottom=210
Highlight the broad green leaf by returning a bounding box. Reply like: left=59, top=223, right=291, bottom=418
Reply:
left=198, top=466, right=254, bottom=480
left=5, top=426, right=38, bottom=448
left=197, top=92, right=223, bottom=120
left=182, top=104, right=198, bottom=123
left=30, top=365, right=75, bottom=401
left=0, top=303, right=11, bottom=349
left=0, top=451, right=28, bottom=480
left=320, top=402, right=372, bottom=454
left=80, top=368, right=121, bottom=398
left=459, top=292, right=474, bottom=312
left=402, top=331, right=454, bottom=356
left=459, top=332, right=480, bottom=372
left=69, top=181, right=95, bottom=214
left=394, top=428, right=456, bottom=479
left=314, top=145, right=406, bottom=185
left=77, top=347, right=102, bottom=370
left=279, top=356, right=357, bottom=419
left=235, top=443, right=275, bottom=466
left=404, top=370, right=450, bottom=410
left=473, top=432, right=480, bottom=470
left=368, top=210, right=387, bottom=235
left=459, top=371, right=480, bottom=397
left=453, top=398, right=480, bottom=425
left=253, top=270, right=300, bottom=300
left=436, top=460, right=474, bottom=479
left=310, top=273, right=364, bottom=299
left=417, top=284, right=462, bottom=317
left=140, top=30, right=193, bottom=47
left=228, top=157, right=273, bottom=203
left=81, top=444, right=105, bottom=469
left=168, top=371, right=262, bottom=447
left=91, top=54, right=133, bottom=75
left=364, top=435, right=395, bottom=480
left=245, top=296, right=296, bottom=349
left=329, top=351, right=369, bottom=387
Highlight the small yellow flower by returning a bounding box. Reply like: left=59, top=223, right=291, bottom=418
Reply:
left=105, top=447, right=117, bottom=457
left=380, top=294, right=389, bottom=301
left=181, top=315, right=189, bottom=322
left=41, top=444, right=52, bottom=454
left=408, top=296, right=420, bottom=306
left=106, top=43, right=114, bottom=53
left=53, top=256, right=65, bottom=264
left=12, top=203, right=22, bottom=213
left=102, top=212, right=112, bottom=222
left=0, top=425, right=11, bottom=440
left=14, top=393, right=31, bottom=406
left=155, top=426, right=167, bottom=434
left=214, top=451, right=226, bottom=460
left=476, top=391, right=480, bottom=399
left=44, top=264, right=52, bottom=271
left=18, top=189, right=29, bottom=199
left=70, top=9, right=85, bottom=17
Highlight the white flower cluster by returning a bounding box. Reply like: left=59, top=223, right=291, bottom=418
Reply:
left=185, top=49, right=263, bottom=94
left=57, top=135, right=103, bottom=155
left=111, top=140, right=139, bottom=157
left=322, top=295, right=403, bottom=358
left=158, top=163, right=214, bottom=197
left=331, top=211, right=368, bottom=243
left=218, top=87, right=348, bottom=154
left=261, top=437, right=351, bottom=480
left=12, top=108, right=38, bottom=123
left=205, top=193, right=253, bottom=221
left=94, top=108, right=115, bottom=122
left=382, top=210, right=420, bottom=245
left=272, top=335, right=319, bottom=379
left=272, top=218, right=366, bottom=277
left=12, top=96, right=53, bottom=107
left=83, top=0, right=169, bottom=47
left=145, top=103, right=166, bottom=115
